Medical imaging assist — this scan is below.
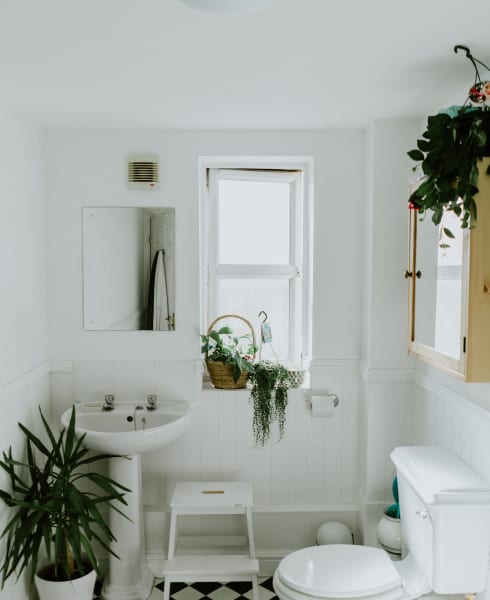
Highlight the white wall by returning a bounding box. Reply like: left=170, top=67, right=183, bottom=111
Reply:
left=46, top=129, right=363, bottom=361
left=0, top=104, right=50, bottom=600
left=46, top=128, right=364, bottom=562
left=360, top=119, right=420, bottom=506
left=0, top=106, right=49, bottom=386
left=3, top=108, right=490, bottom=591
left=413, top=363, right=490, bottom=478
left=359, top=119, right=490, bottom=553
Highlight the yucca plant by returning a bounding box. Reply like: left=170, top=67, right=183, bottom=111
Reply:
left=0, top=406, right=129, bottom=588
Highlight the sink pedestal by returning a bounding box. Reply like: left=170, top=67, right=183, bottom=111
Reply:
left=101, top=455, right=154, bottom=600
left=61, top=401, right=191, bottom=600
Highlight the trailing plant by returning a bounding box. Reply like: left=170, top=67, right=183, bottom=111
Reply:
left=249, top=360, right=289, bottom=446
left=0, top=407, right=129, bottom=588
left=201, top=325, right=256, bottom=383
left=408, top=106, right=490, bottom=229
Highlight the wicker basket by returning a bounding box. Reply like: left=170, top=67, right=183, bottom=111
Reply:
left=205, top=314, right=256, bottom=389
left=288, top=367, right=305, bottom=388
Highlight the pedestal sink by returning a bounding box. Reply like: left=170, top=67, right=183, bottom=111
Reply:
left=61, top=401, right=191, bottom=600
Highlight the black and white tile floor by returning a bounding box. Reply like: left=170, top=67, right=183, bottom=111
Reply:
left=94, top=577, right=278, bottom=600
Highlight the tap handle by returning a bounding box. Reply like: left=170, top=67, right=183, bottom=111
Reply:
left=147, top=394, right=157, bottom=408
left=104, top=394, right=114, bottom=405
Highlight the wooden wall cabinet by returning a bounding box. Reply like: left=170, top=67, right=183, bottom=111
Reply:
left=407, top=157, right=490, bottom=381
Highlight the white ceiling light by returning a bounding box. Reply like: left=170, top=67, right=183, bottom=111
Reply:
left=180, top=0, right=278, bottom=16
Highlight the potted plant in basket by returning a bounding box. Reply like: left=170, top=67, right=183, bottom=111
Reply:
left=0, top=406, right=129, bottom=600
left=201, top=314, right=257, bottom=389
left=249, top=360, right=289, bottom=446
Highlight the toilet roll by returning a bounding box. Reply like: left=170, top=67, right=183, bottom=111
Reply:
left=311, top=395, right=335, bottom=417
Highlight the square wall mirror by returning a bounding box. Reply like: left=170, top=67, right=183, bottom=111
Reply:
left=83, top=207, right=175, bottom=331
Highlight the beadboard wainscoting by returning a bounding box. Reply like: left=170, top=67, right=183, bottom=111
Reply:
left=359, top=366, right=415, bottom=503
left=358, top=365, right=490, bottom=514
left=412, top=372, right=490, bottom=482
left=50, top=359, right=361, bottom=572
left=0, top=363, right=51, bottom=600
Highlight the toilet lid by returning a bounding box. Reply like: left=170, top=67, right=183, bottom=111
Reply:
left=277, top=545, right=402, bottom=598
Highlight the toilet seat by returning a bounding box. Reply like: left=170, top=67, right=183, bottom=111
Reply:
left=275, top=545, right=403, bottom=599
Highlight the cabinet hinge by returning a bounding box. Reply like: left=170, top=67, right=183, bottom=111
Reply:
left=463, top=336, right=467, bottom=354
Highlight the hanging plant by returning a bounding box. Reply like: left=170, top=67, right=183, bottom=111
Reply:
left=408, top=106, right=490, bottom=228
left=249, top=360, right=289, bottom=446
left=407, top=45, right=490, bottom=230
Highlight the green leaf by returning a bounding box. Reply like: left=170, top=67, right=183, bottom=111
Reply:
left=0, top=407, right=129, bottom=588
left=407, top=149, right=424, bottom=161
left=209, top=330, right=221, bottom=344
left=217, top=326, right=233, bottom=334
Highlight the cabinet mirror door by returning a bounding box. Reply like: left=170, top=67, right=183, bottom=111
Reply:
left=408, top=207, right=469, bottom=375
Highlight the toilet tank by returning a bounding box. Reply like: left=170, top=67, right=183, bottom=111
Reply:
left=391, top=446, right=490, bottom=594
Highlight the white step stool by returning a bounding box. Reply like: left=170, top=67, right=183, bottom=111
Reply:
left=162, top=482, right=259, bottom=600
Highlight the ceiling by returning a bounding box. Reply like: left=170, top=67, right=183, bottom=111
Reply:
left=1, top=0, right=490, bottom=129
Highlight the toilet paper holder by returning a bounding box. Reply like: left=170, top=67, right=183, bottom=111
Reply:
left=307, top=393, right=340, bottom=415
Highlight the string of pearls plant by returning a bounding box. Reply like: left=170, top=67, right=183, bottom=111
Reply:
left=249, top=360, right=289, bottom=446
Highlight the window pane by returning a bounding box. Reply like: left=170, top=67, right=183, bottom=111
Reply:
left=218, top=180, right=290, bottom=264
left=218, top=278, right=289, bottom=360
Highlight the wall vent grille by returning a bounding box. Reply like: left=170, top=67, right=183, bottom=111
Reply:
left=128, top=154, right=159, bottom=190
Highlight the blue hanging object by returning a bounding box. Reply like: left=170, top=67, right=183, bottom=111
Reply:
left=258, top=310, right=273, bottom=343
left=258, top=310, right=278, bottom=361
left=262, top=322, right=272, bottom=343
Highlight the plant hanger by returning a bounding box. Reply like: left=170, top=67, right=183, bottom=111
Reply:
left=454, top=44, right=490, bottom=106
left=257, top=310, right=278, bottom=362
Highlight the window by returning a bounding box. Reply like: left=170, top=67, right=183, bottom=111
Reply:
left=201, top=162, right=312, bottom=365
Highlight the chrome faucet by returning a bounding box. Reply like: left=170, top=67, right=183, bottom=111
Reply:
left=102, top=394, right=115, bottom=411
left=146, top=394, right=157, bottom=410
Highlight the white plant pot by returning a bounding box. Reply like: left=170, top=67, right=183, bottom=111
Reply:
left=35, top=565, right=96, bottom=600
left=376, top=507, right=402, bottom=555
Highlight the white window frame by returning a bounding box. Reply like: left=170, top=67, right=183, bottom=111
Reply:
left=199, top=156, right=313, bottom=365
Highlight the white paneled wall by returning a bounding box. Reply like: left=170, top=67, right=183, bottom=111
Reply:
left=51, top=359, right=361, bottom=566
left=413, top=374, right=490, bottom=483
left=159, top=386, right=358, bottom=509
left=57, top=359, right=360, bottom=510
left=361, top=377, right=415, bottom=502
left=0, top=367, right=51, bottom=600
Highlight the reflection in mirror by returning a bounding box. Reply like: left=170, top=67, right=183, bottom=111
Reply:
left=83, top=207, right=175, bottom=331
left=413, top=210, right=467, bottom=359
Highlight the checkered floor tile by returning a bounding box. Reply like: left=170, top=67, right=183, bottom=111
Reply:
left=94, top=577, right=277, bottom=600
left=155, top=577, right=277, bottom=600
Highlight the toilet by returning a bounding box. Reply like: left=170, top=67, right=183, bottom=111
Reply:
left=274, top=446, right=490, bottom=600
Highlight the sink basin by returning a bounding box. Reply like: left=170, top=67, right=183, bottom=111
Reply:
left=61, top=401, right=191, bottom=454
